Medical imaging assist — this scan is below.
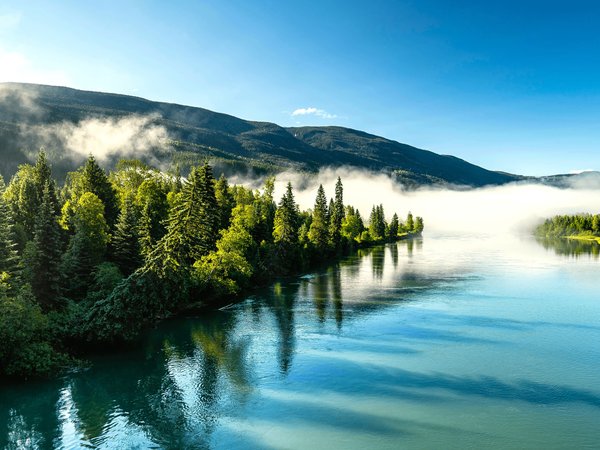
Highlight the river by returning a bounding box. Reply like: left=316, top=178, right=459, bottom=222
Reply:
left=1, top=234, right=600, bottom=449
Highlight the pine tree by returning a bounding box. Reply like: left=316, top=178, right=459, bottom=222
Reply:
left=388, top=213, right=399, bottom=241
left=273, top=182, right=299, bottom=246
left=33, top=150, right=60, bottom=216
left=215, top=173, right=235, bottom=231
left=308, top=185, right=330, bottom=251
left=145, top=163, right=219, bottom=276
left=112, top=194, right=142, bottom=276
left=0, top=176, right=19, bottom=279
left=406, top=212, right=414, bottom=233
left=369, top=204, right=386, bottom=241
left=30, top=182, right=63, bottom=309
left=82, top=154, right=119, bottom=228
left=329, top=177, right=344, bottom=248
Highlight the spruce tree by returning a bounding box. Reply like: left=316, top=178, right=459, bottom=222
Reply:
left=145, top=163, right=218, bottom=276
left=0, top=176, right=19, bottom=278
left=215, top=173, right=235, bottom=231
left=329, top=177, right=344, bottom=248
left=406, top=212, right=414, bottom=232
left=30, top=183, right=63, bottom=309
left=82, top=154, right=119, bottom=228
left=112, top=194, right=142, bottom=276
left=308, top=185, right=330, bottom=251
left=273, top=182, right=299, bottom=246
left=388, top=213, right=399, bottom=241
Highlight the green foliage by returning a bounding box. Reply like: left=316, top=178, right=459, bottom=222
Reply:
left=61, top=192, right=110, bottom=300
left=215, top=173, right=235, bottom=231
left=388, top=213, right=399, bottom=240
left=81, top=155, right=119, bottom=228
left=111, top=195, right=142, bottom=276
left=308, top=184, right=330, bottom=252
left=406, top=212, right=414, bottom=232
left=535, top=213, right=600, bottom=238
left=341, top=206, right=364, bottom=242
left=0, top=286, right=67, bottom=378
left=0, top=175, right=19, bottom=279
left=368, top=205, right=387, bottom=241
left=0, top=151, right=427, bottom=376
left=329, top=177, right=345, bottom=248
left=413, top=216, right=424, bottom=234
left=29, top=183, right=63, bottom=310
left=144, top=163, right=218, bottom=277
left=272, top=182, right=300, bottom=271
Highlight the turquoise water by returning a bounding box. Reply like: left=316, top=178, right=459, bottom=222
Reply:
left=1, top=235, right=600, bottom=449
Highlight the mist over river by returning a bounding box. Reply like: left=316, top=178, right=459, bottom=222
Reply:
left=2, top=233, right=600, bottom=449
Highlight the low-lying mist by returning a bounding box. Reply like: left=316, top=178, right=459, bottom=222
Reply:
left=269, top=167, right=600, bottom=237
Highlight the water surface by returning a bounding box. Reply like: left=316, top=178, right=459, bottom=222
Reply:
left=2, top=235, right=600, bottom=449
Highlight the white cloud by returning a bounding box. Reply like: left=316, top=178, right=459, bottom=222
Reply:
left=291, top=107, right=338, bottom=119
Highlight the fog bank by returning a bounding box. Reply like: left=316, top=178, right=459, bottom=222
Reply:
left=270, top=167, right=600, bottom=236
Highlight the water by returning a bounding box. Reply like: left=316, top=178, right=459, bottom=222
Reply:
left=1, top=235, right=600, bottom=449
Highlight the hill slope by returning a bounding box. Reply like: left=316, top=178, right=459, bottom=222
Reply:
left=0, top=82, right=520, bottom=186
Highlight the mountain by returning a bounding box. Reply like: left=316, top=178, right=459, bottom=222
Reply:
left=0, top=82, right=522, bottom=186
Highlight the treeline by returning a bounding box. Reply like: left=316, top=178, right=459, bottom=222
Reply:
left=0, top=151, right=423, bottom=378
left=535, top=214, right=600, bottom=238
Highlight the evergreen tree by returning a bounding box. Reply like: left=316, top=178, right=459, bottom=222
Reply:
left=0, top=176, right=19, bottom=279
left=61, top=192, right=110, bottom=300
left=414, top=216, right=424, bottom=234
left=254, top=177, right=277, bottom=244
left=82, top=155, right=119, bottom=228
left=215, top=173, right=235, bottom=231
left=33, top=150, right=60, bottom=216
left=273, top=182, right=299, bottom=246
left=388, top=213, right=399, bottom=240
left=145, top=163, right=219, bottom=276
left=369, top=204, right=387, bottom=241
left=29, top=183, right=63, bottom=309
left=406, top=211, right=414, bottom=232
left=112, top=194, right=142, bottom=276
left=592, top=215, right=600, bottom=234
left=329, top=177, right=344, bottom=248
left=308, top=185, right=330, bottom=251
left=341, top=206, right=364, bottom=242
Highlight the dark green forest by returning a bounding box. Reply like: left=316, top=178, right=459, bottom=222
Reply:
left=0, top=151, right=423, bottom=379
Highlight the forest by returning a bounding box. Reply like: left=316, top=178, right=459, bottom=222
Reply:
left=0, top=151, right=423, bottom=379
left=535, top=213, right=600, bottom=239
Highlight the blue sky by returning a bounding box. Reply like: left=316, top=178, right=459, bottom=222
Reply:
left=1, top=0, right=599, bottom=175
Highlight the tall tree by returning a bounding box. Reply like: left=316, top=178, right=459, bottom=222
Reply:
left=388, top=213, right=399, bottom=240
left=308, top=184, right=330, bottom=251
left=329, top=177, right=344, bottom=248
left=82, top=155, right=119, bottom=228
left=29, top=183, right=63, bottom=309
left=61, top=192, right=110, bottom=299
left=0, top=175, right=19, bottom=279
left=112, top=194, right=142, bottom=276
left=406, top=211, right=414, bottom=233
left=369, top=204, right=386, bottom=241
left=215, top=173, right=235, bottom=231
left=145, top=163, right=218, bottom=276
left=273, top=182, right=299, bottom=246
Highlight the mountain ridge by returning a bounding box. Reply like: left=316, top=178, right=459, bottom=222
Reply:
left=0, top=82, right=586, bottom=188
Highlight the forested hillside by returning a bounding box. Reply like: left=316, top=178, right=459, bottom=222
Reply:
left=0, top=82, right=521, bottom=187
